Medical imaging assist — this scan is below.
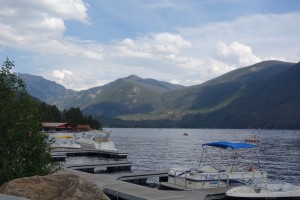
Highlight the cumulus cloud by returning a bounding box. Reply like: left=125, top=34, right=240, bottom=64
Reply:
left=119, top=33, right=191, bottom=56
left=52, top=69, right=72, bottom=79
left=214, top=41, right=261, bottom=67
left=0, top=0, right=91, bottom=55
left=115, top=32, right=198, bottom=73
left=179, top=12, right=300, bottom=62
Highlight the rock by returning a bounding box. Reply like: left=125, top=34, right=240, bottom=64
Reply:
left=0, top=174, right=110, bottom=200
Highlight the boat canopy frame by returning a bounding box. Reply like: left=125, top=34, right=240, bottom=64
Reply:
left=199, top=141, right=261, bottom=172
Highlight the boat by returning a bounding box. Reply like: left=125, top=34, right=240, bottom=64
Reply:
left=226, top=177, right=300, bottom=199
left=161, top=141, right=267, bottom=190
left=244, top=135, right=260, bottom=143
left=77, top=130, right=118, bottom=152
left=50, top=134, right=81, bottom=150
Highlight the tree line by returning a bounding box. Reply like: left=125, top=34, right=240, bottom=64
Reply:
left=38, top=102, right=101, bottom=129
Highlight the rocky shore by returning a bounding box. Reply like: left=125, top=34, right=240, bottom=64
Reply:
left=0, top=174, right=110, bottom=200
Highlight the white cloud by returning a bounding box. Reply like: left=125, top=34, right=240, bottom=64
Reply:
left=153, top=33, right=192, bottom=53
left=214, top=41, right=261, bottom=67
left=179, top=12, right=300, bottom=62
left=170, top=79, right=181, bottom=84
left=52, top=69, right=72, bottom=79
left=0, top=0, right=90, bottom=52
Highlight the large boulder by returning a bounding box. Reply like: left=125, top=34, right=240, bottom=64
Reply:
left=0, top=174, right=110, bottom=200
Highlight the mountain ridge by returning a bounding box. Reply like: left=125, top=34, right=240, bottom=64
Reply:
left=19, top=60, right=300, bottom=129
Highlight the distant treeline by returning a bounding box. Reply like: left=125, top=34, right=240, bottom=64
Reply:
left=37, top=102, right=101, bottom=129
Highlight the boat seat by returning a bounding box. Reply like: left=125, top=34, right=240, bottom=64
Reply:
left=198, top=165, right=218, bottom=173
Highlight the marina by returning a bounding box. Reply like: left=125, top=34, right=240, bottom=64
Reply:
left=48, top=128, right=300, bottom=199
left=4, top=128, right=299, bottom=200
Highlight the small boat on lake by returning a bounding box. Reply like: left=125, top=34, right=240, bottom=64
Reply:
left=244, top=135, right=260, bottom=143
left=77, top=130, right=118, bottom=152
left=161, top=141, right=266, bottom=190
left=226, top=177, right=300, bottom=199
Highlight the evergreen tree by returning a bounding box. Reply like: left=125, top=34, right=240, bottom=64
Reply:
left=0, top=58, right=59, bottom=185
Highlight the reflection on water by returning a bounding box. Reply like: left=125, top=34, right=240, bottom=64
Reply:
left=69, top=128, right=300, bottom=185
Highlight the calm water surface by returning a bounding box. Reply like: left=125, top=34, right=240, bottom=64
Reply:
left=67, top=128, right=300, bottom=185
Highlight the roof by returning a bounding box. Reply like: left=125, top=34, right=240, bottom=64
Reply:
left=202, top=141, right=257, bottom=149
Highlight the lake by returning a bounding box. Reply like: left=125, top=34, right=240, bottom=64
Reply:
left=67, top=128, right=300, bottom=185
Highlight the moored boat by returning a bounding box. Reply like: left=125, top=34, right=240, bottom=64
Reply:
left=77, top=130, right=118, bottom=152
left=161, top=141, right=267, bottom=190
left=226, top=178, right=300, bottom=199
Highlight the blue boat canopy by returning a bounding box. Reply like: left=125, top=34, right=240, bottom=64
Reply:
left=202, top=141, right=257, bottom=149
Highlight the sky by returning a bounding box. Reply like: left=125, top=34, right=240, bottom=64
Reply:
left=0, top=0, right=300, bottom=91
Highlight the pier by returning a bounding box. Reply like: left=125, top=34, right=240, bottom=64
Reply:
left=51, top=149, right=128, bottom=160
left=60, top=168, right=232, bottom=200
left=65, top=161, right=133, bottom=173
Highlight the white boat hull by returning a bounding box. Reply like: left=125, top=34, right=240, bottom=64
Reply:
left=77, top=130, right=118, bottom=152
left=226, top=185, right=300, bottom=199
left=80, top=140, right=117, bottom=152
left=167, top=168, right=267, bottom=190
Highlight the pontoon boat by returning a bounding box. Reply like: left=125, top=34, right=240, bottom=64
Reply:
left=161, top=141, right=267, bottom=190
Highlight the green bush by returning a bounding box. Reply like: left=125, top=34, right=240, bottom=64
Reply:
left=0, top=58, right=60, bottom=185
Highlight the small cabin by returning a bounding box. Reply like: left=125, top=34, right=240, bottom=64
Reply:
left=42, top=122, right=72, bottom=131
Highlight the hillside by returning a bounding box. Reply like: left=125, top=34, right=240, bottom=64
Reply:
left=114, top=60, right=300, bottom=129
left=161, top=60, right=300, bottom=129
left=18, top=73, right=66, bottom=102
left=23, top=74, right=185, bottom=113
left=82, top=75, right=185, bottom=117
left=20, top=60, right=300, bottom=129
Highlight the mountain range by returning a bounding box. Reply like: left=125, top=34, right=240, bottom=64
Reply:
left=19, top=60, right=300, bottom=129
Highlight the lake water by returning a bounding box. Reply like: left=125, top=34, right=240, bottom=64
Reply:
left=67, top=128, right=300, bottom=185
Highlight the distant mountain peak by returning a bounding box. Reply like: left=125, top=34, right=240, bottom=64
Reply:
left=127, top=74, right=141, bottom=79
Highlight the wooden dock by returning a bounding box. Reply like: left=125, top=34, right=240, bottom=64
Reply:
left=65, top=161, right=133, bottom=173
left=116, top=170, right=168, bottom=181
left=60, top=168, right=231, bottom=200
left=51, top=149, right=128, bottom=159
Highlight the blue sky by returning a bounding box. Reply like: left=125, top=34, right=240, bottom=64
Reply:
left=1, top=0, right=300, bottom=90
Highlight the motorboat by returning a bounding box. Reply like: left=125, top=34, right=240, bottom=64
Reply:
left=77, top=130, right=118, bottom=152
left=161, top=141, right=267, bottom=190
left=50, top=135, right=81, bottom=150
left=226, top=177, right=300, bottom=199
left=244, top=135, right=260, bottom=143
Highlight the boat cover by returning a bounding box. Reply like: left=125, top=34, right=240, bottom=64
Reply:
left=202, top=141, right=256, bottom=149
